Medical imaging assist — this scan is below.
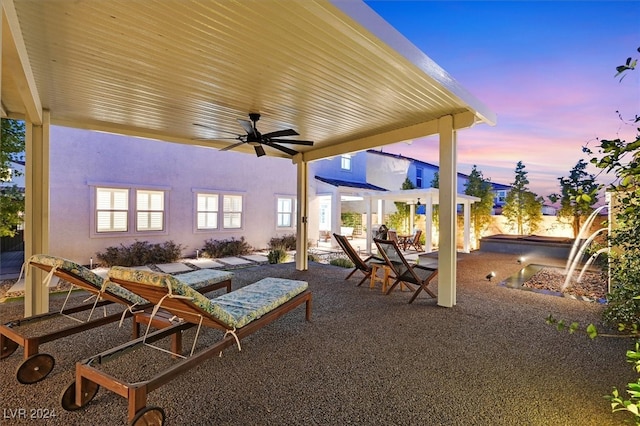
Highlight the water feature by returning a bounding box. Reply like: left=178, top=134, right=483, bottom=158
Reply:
left=563, top=205, right=607, bottom=275
left=577, top=247, right=609, bottom=284
left=562, top=228, right=607, bottom=291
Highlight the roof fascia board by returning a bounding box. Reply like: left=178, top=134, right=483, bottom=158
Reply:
left=331, top=0, right=497, bottom=127
left=2, top=0, right=42, bottom=124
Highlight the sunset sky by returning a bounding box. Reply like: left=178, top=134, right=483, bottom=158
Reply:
left=367, top=1, right=639, bottom=199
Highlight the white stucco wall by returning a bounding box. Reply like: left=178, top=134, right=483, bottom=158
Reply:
left=49, top=126, right=297, bottom=263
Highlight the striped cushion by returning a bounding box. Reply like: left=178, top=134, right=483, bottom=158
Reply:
left=108, top=267, right=306, bottom=329
left=28, top=254, right=147, bottom=305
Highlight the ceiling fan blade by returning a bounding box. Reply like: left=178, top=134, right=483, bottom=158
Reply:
left=269, top=139, right=314, bottom=146
left=264, top=142, right=298, bottom=156
left=262, top=129, right=299, bottom=138
left=255, top=145, right=266, bottom=157
left=237, top=119, right=256, bottom=136
left=220, top=141, right=246, bottom=152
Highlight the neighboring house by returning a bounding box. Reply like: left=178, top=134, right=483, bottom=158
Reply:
left=309, top=149, right=511, bottom=244
left=48, top=126, right=298, bottom=262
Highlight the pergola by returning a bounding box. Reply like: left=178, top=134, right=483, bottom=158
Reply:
left=1, top=0, right=496, bottom=314
left=359, top=188, right=480, bottom=254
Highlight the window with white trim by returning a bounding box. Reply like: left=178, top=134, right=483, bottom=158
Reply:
left=136, top=190, right=165, bottom=231
left=277, top=197, right=294, bottom=228
left=197, top=193, right=219, bottom=230
left=223, top=195, right=243, bottom=229
left=341, top=154, right=352, bottom=170
left=96, top=187, right=129, bottom=233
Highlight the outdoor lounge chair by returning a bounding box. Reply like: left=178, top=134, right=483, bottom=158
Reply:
left=0, top=254, right=233, bottom=384
left=374, top=238, right=438, bottom=303
left=333, top=233, right=385, bottom=286
left=60, top=267, right=312, bottom=425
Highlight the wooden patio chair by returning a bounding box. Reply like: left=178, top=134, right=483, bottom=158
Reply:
left=60, top=267, right=312, bottom=424
left=0, top=254, right=232, bottom=384
left=374, top=238, right=438, bottom=303
left=333, top=233, right=385, bottom=286
left=403, top=229, right=424, bottom=252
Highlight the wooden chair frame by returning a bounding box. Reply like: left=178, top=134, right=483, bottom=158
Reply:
left=62, top=274, right=312, bottom=424
left=1, top=258, right=231, bottom=385
left=333, top=233, right=385, bottom=286
left=374, top=238, right=438, bottom=303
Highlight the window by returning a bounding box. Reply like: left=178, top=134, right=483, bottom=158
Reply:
left=223, top=195, right=243, bottom=229
left=197, top=194, right=219, bottom=230
left=96, top=187, right=129, bottom=233
left=277, top=197, right=294, bottom=228
left=341, top=154, right=352, bottom=171
left=136, top=190, right=165, bottom=231
left=416, top=168, right=423, bottom=188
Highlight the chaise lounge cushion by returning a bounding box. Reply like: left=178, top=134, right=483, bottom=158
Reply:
left=108, top=267, right=307, bottom=329
left=28, top=254, right=147, bottom=306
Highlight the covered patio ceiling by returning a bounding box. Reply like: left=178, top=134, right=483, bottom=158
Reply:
left=1, top=0, right=496, bottom=312
left=2, top=0, right=495, bottom=159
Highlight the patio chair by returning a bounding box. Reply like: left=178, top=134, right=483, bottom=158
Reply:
left=0, top=254, right=233, bottom=384
left=333, top=233, right=385, bottom=286
left=402, top=229, right=424, bottom=252
left=374, top=238, right=438, bottom=303
left=61, top=267, right=312, bottom=424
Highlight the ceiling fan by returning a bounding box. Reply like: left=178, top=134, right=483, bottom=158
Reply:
left=194, top=113, right=314, bottom=157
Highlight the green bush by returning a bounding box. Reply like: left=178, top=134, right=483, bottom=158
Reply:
left=201, top=237, right=252, bottom=258
left=330, top=257, right=354, bottom=268
left=267, top=246, right=288, bottom=264
left=96, top=240, right=184, bottom=267
left=269, top=234, right=296, bottom=251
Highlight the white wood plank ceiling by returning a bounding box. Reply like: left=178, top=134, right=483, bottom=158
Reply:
left=2, top=0, right=496, bottom=161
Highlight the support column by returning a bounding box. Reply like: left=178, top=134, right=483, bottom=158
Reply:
left=425, top=197, right=433, bottom=253
left=24, top=111, right=50, bottom=316
left=438, top=116, right=457, bottom=307
left=295, top=160, right=309, bottom=271
left=365, top=197, right=373, bottom=254
left=463, top=201, right=471, bottom=253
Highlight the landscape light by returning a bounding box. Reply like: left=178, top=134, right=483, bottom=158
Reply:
left=517, top=256, right=526, bottom=264
left=486, top=271, right=496, bottom=282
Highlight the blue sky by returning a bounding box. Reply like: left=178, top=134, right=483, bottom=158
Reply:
left=366, top=1, right=639, bottom=198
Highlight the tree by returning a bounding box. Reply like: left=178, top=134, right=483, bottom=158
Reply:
left=548, top=159, right=601, bottom=237
left=464, top=165, right=494, bottom=246
left=387, top=177, right=416, bottom=233
left=0, top=119, right=25, bottom=237
left=502, top=161, right=542, bottom=235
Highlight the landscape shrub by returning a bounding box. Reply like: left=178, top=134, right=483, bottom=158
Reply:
left=329, top=257, right=354, bottom=268
left=201, top=237, right=252, bottom=258
left=269, top=234, right=296, bottom=251
left=96, top=240, right=183, bottom=267
left=267, top=245, right=288, bottom=264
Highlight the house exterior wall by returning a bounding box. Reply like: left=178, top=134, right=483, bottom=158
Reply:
left=49, top=126, right=297, bottom=263
left=311, top=153, right=368, bottom=183
left=366, top=151, right=408, bottom=190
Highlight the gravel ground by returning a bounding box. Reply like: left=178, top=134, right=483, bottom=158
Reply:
left=0, top=252, right=635, bottom=425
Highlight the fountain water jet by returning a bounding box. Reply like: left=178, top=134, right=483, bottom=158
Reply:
left=564, top=205, right=607, bottom=275
left=576, top=247, right=609, bottom=283
left=562, top=228, right=607, bottom=291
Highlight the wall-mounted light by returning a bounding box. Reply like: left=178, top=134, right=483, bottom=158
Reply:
left=416, top=198, right=421, bottom=206
left=486, top=271, right=496, bottom=282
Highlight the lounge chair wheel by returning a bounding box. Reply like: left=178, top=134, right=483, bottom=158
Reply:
left=60, top=380, right=99, bottom=411
left=130, top=406, right=165, bottom=426
left=16, top=353, right=55, bottom=384
left=1, top=337, right=19, bottom=359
